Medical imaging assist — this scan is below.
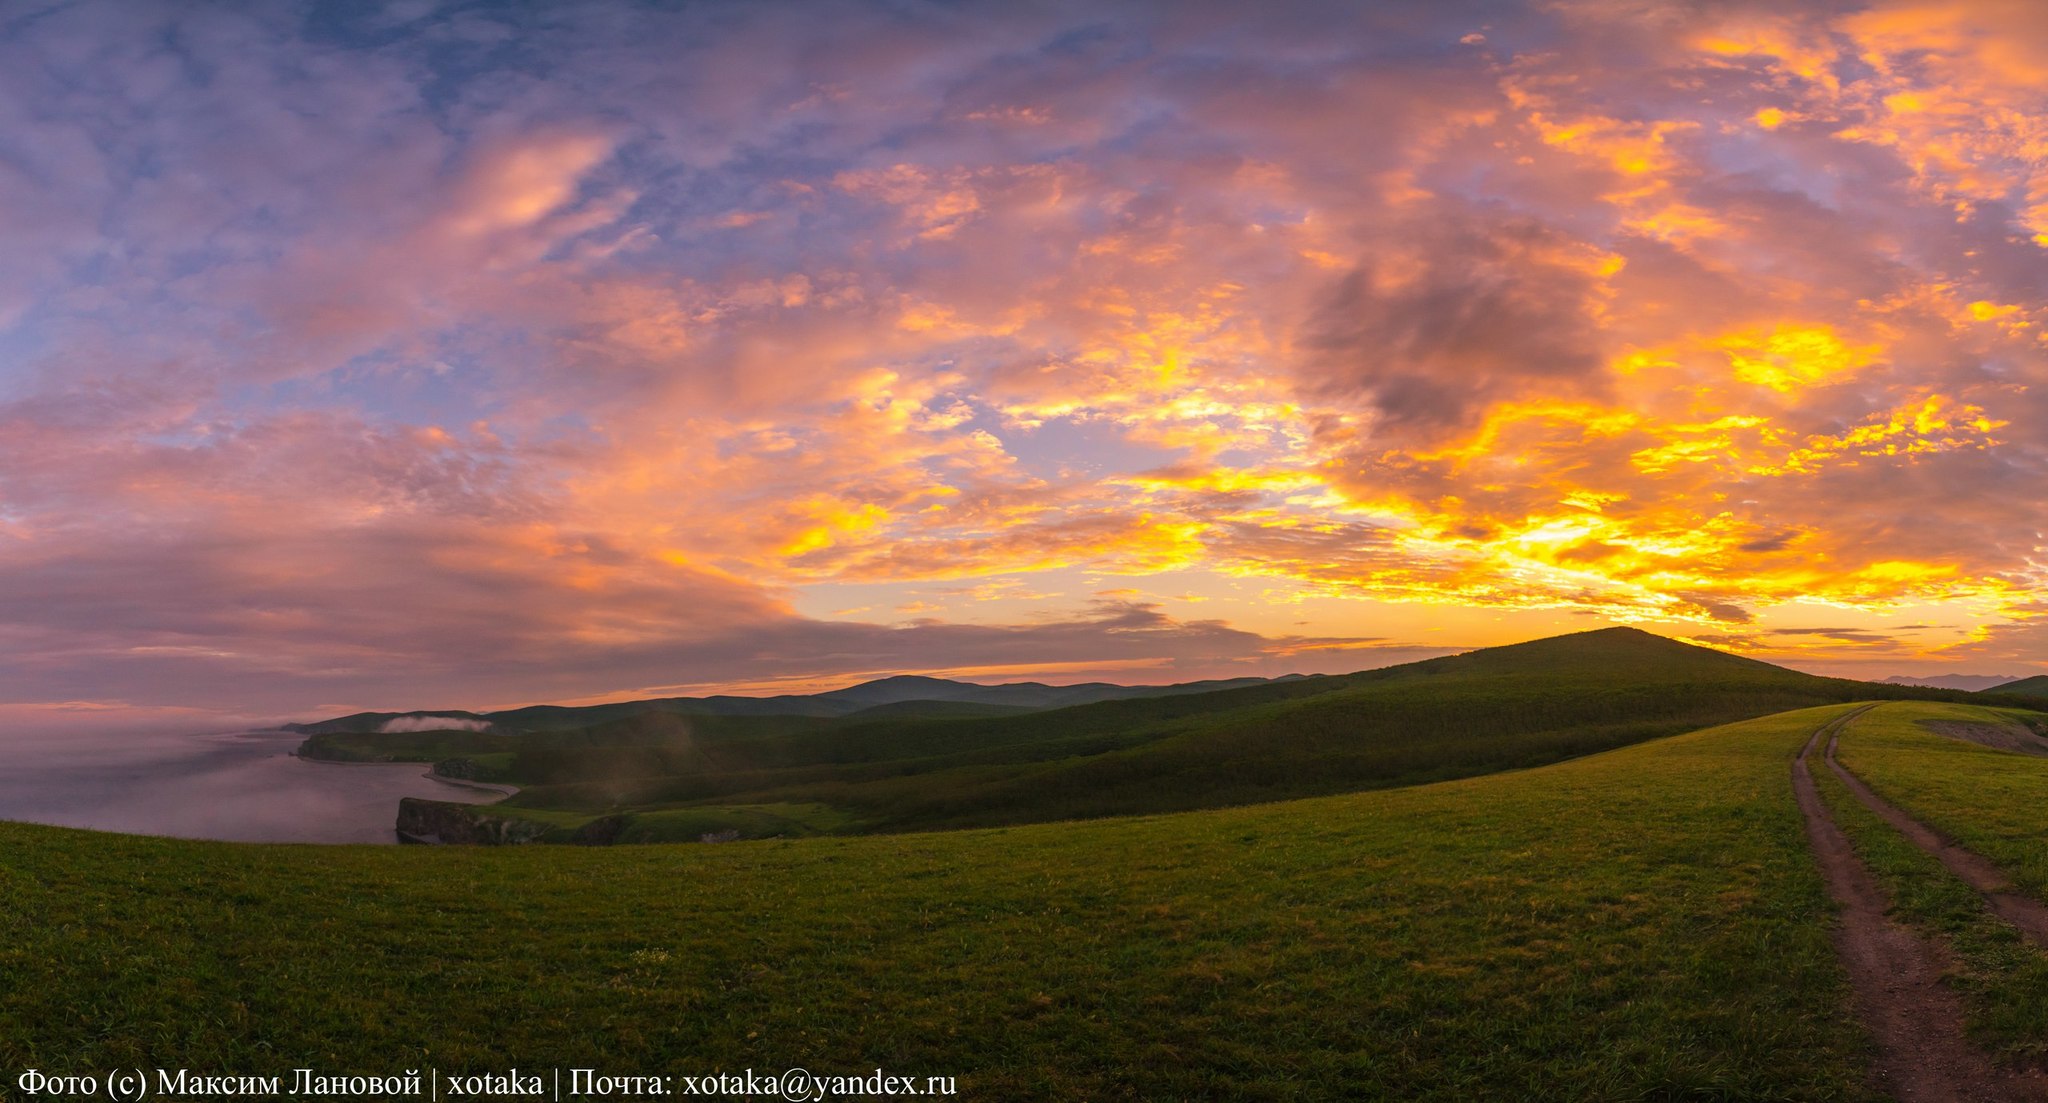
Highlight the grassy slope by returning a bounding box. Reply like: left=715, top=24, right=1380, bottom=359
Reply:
left=485, top=628, right=1964, bottom=836
left=445, top=800, right=860, bottom=843
left=1809, top=710, right=2048, bottom=1063
left=1, top=706, right=1877, bottom=1100
left=433, top=675, right=1300, bottom=731
left=298, top=729, right=522, bottom=763
left=1832, top=701, right=2048, bottom=900
left=1986, top=674, right=2048, bottom=698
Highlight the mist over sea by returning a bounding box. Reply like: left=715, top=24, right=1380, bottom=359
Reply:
left=0, top=727, right=502, bottom=843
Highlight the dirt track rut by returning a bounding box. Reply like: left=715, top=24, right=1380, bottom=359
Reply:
left=1821, top=725, right=2048, bottom=946
left=1792, top=706, right=2048, bottom=1102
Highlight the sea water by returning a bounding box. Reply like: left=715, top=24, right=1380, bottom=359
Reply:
left=0, top=727, right=504, bottom=843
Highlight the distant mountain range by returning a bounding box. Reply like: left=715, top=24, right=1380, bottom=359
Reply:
left=287, top=643, right=2048, bottom=738
left=1880, top=673, right=2033, bottom=692
left=284, top=672, right=1314, bottom=734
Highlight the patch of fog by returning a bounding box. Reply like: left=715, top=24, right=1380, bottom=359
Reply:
left=0, top=728, right=503, bottom=843
left=380, top=715, right=493, bottom=733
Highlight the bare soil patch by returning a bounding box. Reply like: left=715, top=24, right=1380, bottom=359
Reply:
left=1919, top=719, right=2048, bottom=758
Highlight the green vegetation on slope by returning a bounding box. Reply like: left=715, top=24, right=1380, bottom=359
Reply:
left=297, top=729, right=522, bottom=764
left=1832, top=701, right=2048, bottom=901
left=292, top=673, right=1309, bottom=734
left=300, top=713, right=844, bottom=790
left=449, top=628, right=1969, bottom=838
left=403, top=799, right=859, bottom=843
left=1985, top=674, right=2048, bottom=699
left=1, top=707, right=1880, bottom=1099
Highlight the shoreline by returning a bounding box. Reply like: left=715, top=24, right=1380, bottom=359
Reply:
left=288, top=748, right=518, bottom=798
left=0, top=729, right=512, bottom=845
left=420, top=770, right=519, bottom=798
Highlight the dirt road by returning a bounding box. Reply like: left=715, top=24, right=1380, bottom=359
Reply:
left=1792, top=706, right=2048, bottom=1102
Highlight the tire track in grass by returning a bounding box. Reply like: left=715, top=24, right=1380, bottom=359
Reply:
left=1824, top=717, right=2048, bottom=947
left=1792, top=706, right=2048, bottom=1102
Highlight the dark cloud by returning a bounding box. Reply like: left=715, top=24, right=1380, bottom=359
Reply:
left=1301, top=211, right=1612, bottom=439
left=1, top=0, right=2047, bottom=719
left=1769, top=627, right=1905, bottom=647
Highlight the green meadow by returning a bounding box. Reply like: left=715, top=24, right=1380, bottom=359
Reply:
left=1812, top=702, right=2048, bottom=1063
left=340, top=629, right=1971, bottom=841
left=2, top=706, right=1883, bottom=1100
left=1830, top=701, right=2048, bottom=899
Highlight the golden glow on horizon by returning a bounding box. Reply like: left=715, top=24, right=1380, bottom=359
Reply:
left=24, top=0, right=2048, bottom=728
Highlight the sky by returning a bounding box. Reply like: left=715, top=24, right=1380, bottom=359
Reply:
left=3, top=0, right=2047, bottom=724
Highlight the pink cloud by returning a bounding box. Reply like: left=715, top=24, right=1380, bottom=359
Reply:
left=3, top=0, right=2048, bottom=717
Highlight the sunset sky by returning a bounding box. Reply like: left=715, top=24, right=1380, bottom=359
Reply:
left=4, top=0, right=2047, bottom=724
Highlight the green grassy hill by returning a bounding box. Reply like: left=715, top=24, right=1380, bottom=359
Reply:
left=291, top=673, right=1308, bottom=734
left=297, top=728, right=522, bottom=764
left=0, top=706, right=1887, bottom=1099
left=1986, top=674, right=2048, bottom=698
left=384, top=628, right=1971, bottom=840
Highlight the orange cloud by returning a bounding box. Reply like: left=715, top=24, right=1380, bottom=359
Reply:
left=14, top=0, right=2048, bottom=717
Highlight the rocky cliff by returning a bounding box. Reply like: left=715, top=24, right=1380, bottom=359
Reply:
left=396, top=798, right=627, bottom=845
left=395, top=798, right=550, bottom=844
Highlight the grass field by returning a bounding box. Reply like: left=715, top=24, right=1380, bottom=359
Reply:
left=1831, top=701, right=2048, bottom=900
left=1, top=705, right=1882, bottom=1100
left=410, top=799, right=860, bottom=843
left=1810, top=702, right=2048, bottom=1063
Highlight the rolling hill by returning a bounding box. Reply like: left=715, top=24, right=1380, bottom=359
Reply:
left=367, top=627, right=1975, bottom=842
left=1986, top=674, right=2048, bottom=698
left=285, top=672, right=1308, bottom=734
left=1881, top=673, right=2025, bottom=691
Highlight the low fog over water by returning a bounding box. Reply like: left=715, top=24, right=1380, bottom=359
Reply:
left=0, top=727, right=504, bottom=843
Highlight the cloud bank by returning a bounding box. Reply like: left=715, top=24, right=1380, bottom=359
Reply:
left=1, top=0, right=2045, bottom=718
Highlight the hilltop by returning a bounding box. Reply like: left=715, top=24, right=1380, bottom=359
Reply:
left=346, top=627, right=1974, bottom=842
